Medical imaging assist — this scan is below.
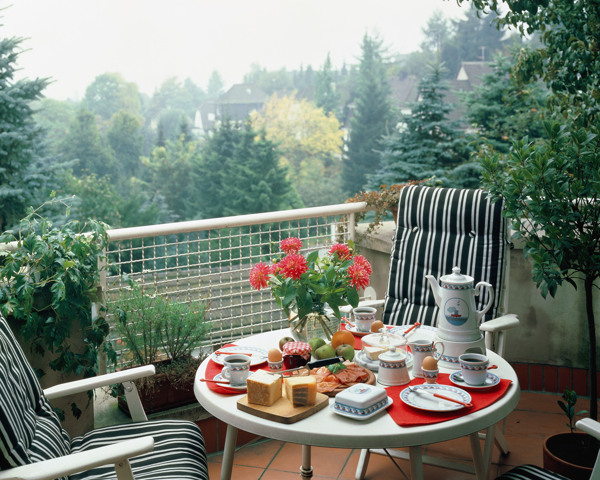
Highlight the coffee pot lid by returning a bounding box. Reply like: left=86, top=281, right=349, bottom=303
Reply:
left=440, top=266, right=473, bottom=285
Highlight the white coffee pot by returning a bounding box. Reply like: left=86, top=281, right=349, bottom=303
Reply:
left=426, top=267, right=494, bottom=343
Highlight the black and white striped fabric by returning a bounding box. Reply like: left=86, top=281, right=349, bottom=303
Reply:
left=384, top=185, right=507, bottom=327
left=0, top=315, right=208, bottom=479
left=496, top=464, right=570, bottom=479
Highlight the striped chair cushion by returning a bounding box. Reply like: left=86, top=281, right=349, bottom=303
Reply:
left=0, top=315, right=71, bottom=470
left=496, top=464, right=570, bottom=479
left=384, top=185, right=507, bottom=327
left=69, top=419, right=209, bottom=480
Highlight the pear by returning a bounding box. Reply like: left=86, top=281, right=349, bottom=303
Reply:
left=315, top=344, right=336, bottom=360
left=335, top=344, right=355, bottom=361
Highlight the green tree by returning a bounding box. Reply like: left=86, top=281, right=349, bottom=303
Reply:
left=192, top=121, right=300, bottom=219
left=465, top=0, right=600, bottom=123
left=33, top=98, right=77, bottom=156
left=83, top=72, right=141, bottom=122
left=442, top=5, right=506, bottom=77
left=144, top=135, right=199, bottom=220
left=206, top=71, right=225, bottom=99
left=107, top=111, right=143, bottom=179
left=315, top=53, right=341, bottom=116
left=371, top=63, right=472, bottom=188
left=144, top=77, right=205, bottom=123
left=59, top=107, right=117, bottom=178
left=0, top=36, right=51, bottom=231
left=464, top=51, right=548, bottom=153
left=342, top=33, right=394, bottom=196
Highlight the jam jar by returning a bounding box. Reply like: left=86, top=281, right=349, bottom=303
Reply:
left=282, top=341, right=311, bottom=370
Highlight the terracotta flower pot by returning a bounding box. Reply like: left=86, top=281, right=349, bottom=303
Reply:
left=543, top=432, right=599, bottom=480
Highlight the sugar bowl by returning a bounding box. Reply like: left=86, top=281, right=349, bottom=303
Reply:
left=377, top=346, right=410, bottom=386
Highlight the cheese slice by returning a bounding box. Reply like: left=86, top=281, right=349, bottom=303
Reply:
left=246, top=370, right=282, bottom=406
left=363, top=346, right=387, bottom=360
left=285, top=376, right=317, bottom=407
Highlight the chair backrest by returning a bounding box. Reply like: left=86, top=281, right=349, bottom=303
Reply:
left=383, top=185, right=507, bottom=327
left=0, top=315, right=71, bottom=469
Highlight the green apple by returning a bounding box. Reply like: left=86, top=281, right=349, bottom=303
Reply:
left=308, top=337, right=326, bottom=353
left=336, top=344, right=355, bottom=361
left=314, top=344, right=337, bottom=360
left=278, top=336, right=295, bottom=350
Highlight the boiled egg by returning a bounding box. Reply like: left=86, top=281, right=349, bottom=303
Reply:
left=268, top=348, right=283, bottom=363
left=422, top=355, right=438, bottom=370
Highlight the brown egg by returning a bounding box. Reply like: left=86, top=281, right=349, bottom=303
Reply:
left=422, top=355, right=438, bottom=370
left=370, top=320, right=384, bottom=333
left=268, top=348, right=282, bottom=363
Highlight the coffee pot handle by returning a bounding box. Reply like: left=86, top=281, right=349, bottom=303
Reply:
left=475, top=281, right=494, bottom=320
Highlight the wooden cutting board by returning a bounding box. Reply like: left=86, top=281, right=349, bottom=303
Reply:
left=237, top=390, right=329, bottom=424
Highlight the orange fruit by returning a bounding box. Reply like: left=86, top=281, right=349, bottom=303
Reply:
left=370, top=320, right=384, bottom=333
left=331, top=330, right=355, bottom=350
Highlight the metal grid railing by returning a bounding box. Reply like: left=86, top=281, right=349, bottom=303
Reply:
left=103, top=203, right=368, bottom=367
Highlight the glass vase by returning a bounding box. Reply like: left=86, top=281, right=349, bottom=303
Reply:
left=289, top=303, right=341, bottom=342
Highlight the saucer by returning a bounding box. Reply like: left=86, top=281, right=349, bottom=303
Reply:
left=449, top=371, right=500, bottom=390
left=346, top=324, right=373, bottom=336
left=212, top=373, right=247, bottom=391
left=211, top=346, right=268, bottom=366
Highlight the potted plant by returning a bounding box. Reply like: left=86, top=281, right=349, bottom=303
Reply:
left=345, top=181, right=424, bottom=234
left=0, top=201, right=110, bottom=436
left=110, top=277, right=209, bottom=415
left=248, top=237, right=372, bottom=341
left=543, top=388, right=599, bottom=479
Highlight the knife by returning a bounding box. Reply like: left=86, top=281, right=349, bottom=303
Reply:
left=274, top=356, right=345, bottom=376
left=408, top=386, right=473, bottom=408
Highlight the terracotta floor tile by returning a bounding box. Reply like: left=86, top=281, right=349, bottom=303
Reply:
left=517, top=392, right=562, bottom=413
left=497, top=434, right=545, bottom=468
left=504, top=409, right=564, bottom=438
left=228, top=438, right=284, bottom=468
left=207, top=462, right=263, bottom=480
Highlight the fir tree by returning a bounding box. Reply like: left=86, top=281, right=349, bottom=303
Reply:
left=370, top=63, right=472, bottom=188
left=0, top=36, right=50, bottom=230
left=315, top=53, right=340, bottom=116
left=342, top=33, right=393, bottom=196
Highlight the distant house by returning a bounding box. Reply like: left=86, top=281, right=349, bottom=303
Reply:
left=194, top=84, right=268, bottom=134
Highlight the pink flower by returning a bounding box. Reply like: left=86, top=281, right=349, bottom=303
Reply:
left=249, top=262, right=271, bottom=290
left=280, top=237, right=303, bottom=255
left=348, top=262, right=371, bottom=289
left=278, top=254, right=308, bottom=280
left=329, top=243, right=351, bottom=260
left=353, top=255, right=373, bottom=275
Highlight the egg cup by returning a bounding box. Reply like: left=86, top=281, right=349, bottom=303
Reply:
left=421, top=367, right=439, bottom=384
left=268, top=360, right=283, bottom=371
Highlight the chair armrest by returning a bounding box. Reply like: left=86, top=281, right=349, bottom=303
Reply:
left=479, top=314, right=519, bottom=333
left=0, top=436, right=154, bottom=480
left=576, top=418, right=600, bottom=440
left=44, top=365, right=156, bottom=400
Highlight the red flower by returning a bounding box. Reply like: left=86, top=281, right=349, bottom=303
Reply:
left=249, top=262, right=271, bottom=290
left=329, top=243, right=351, bottom=260
left=278, top=254, right=308, bottom=280
left=348, top=262, right=371, bottom=290
left=280, top=237, right=303, bottom=255
left=353, top=255, right=373, bottom=275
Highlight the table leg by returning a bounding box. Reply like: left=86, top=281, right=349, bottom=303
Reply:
left=220, top=424, right=238, bottom=480
left=469, top=424, right=495, bottom=479
left=300, top=444, right=313, bottom=478
left=408, top=445, right=424, bottom=480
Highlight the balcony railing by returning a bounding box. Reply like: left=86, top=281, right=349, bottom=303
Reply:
left=103, top=202, right=369, bottom=368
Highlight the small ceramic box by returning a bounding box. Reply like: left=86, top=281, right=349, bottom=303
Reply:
left=333, top=383, right=388, bottom=418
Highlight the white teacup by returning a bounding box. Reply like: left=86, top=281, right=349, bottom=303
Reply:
left=353, top=306, right=377, bottom=332
left=221, top=354, right=251, bottom=386
left=459, top=353, right=490, bottom=386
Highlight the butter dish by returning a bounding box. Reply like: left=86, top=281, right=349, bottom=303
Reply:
left=331, top=383, right=392, bottom=420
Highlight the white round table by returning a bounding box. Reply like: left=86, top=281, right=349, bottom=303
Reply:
left=194, top=328, right=520, bottom=480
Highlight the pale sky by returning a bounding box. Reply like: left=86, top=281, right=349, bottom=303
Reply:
left=1, top=0, right=467, bottom=101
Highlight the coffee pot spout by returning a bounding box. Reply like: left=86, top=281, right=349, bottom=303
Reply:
left=425, top=274, right=442, bottom=308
